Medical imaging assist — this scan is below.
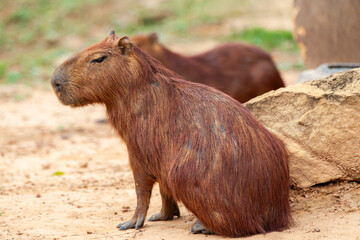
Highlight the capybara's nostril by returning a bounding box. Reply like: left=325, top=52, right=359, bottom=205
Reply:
left=51, top=77, right=62, bottom=92
left=51, top=68, right=66, bottom=92
left=55, top=82, right=62, bottom=92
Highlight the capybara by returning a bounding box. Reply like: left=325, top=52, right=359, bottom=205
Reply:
left=131, top=33, right=285, bottom=103
left=51, top=30, right=291, bottom=237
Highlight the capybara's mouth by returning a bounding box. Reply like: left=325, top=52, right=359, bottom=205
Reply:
left=53, top=88, right=73, bottom=106
left=51, top=77, right=75, bottom=106
left=55, top=90, right=90, bottom=107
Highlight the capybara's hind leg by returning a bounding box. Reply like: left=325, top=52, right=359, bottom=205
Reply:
left=148, top=187, right=180, bottom=221
left=191, top=220, right=213, bottom=235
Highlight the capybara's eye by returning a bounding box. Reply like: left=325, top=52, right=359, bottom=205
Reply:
left=91, top=56, right=107, bottom=63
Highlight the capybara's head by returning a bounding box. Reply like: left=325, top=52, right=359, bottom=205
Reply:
left=130, top=33, right=161, bottom=59
left=51, top=30, right=138, bottom=107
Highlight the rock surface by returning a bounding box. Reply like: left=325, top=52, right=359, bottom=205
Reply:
left=245, top=69, right=360, bottom=188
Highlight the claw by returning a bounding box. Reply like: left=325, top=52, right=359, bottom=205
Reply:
left=191, top=220, right=212, bottom=235
left=148, top=206, right=180, bottom=221
left=117, top=219, right=136, bottom=230
left=117, top=214, right=146, bottom=231
left=135, top=218, right=145, bottom=229
left=149, top=212, right=171, bottom=221
left=148, top=213, right=161, bottom=221
left=148, top=211, right=180, bottom=221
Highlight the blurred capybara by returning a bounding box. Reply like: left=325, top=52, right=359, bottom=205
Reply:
left=51, top=30, right=291, bottom=237
left=131, top=33, right=285, bottom=103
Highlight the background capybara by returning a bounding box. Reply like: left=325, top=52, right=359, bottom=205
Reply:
left=131, top=33, right=285, bottom=103
left=51, top=31, right=291, bottom=237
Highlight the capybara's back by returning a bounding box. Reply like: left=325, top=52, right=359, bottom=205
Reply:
left=51, top=31, right=291, bottom=237
left=166, top=81, right=291, bottom=236
left=131, top=33, right=285, bottom=103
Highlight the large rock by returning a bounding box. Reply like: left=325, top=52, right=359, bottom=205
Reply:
left=245, top=69, right=360, bottom=188
left=293, top=0, right=360, bottom=68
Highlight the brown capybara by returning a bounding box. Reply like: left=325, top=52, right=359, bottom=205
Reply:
left=51, top=30, right=291, bottom=237
left=131, top=33, right=285, bottom=103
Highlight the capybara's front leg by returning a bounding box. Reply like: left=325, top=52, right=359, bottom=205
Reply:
left=117, top=173, right=154, bottom=230
left=148, top=186, right=180, bottom=221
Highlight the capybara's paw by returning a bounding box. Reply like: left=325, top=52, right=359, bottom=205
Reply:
left=116, top=217, right=145, bottom=230
left=148, top=208, right=180, bottom=221
left=190, top=220, right=212, bottom=235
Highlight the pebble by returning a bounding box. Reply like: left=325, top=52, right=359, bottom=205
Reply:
left=122, top=206, right=130, bottom=213
left=60, top=134, right=70, bottom=140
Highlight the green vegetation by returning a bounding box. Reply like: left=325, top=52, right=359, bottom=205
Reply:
left=53, top=171, right=64, bottom=176
left=0, top=62, right=8, bottom=78
left=57, top=125, right=65, bottom=133
left=3, top=0, right=98, bottom=48
left=117, top=0, right=246, bottom=37
left=277, top=61, right=305, bottom=71
left=226, top=28, right=298, bottom=52
left=0, top=0, right=99, bottom=85
left=0, top=0, right=299, bottom=85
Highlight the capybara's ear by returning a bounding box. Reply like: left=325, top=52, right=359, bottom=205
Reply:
left=149, top=32, right=158, bottom=45
left=108, top=30, right=115, bottom=37
left=117, top=36, right=133, bottom=55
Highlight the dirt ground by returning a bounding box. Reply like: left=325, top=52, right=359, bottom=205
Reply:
left=0, top=83, right=359, bottom=240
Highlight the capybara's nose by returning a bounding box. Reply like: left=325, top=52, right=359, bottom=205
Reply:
left=52, top=79, right=62, bottom=92
left=51, top=69, right=65, bottom=92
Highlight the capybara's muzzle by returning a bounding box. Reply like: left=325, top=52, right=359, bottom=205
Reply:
left=51, top=68, right=66, bottom=93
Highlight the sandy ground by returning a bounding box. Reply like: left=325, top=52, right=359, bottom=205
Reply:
left=0, top=85, right=359, bottom=240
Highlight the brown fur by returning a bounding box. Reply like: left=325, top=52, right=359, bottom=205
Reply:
left=51, top=31, right=291, bottom=237
left=131, top=33, right=285, bottom=103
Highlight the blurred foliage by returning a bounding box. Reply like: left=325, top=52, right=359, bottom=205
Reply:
left=117, top=0, right=247, bottom=37
left=226, top=28, right=298, bottom=52
left=57, top=125, right=65, bottom=132
left=0, top=62, right=8, bottom=78
left=277, top=61, right=305, bottom=71
left=2, top=0, right=97, bottom=48
left=0, top=0, right=99, bottom=85
left=0, top=0, right=299, bottom=85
